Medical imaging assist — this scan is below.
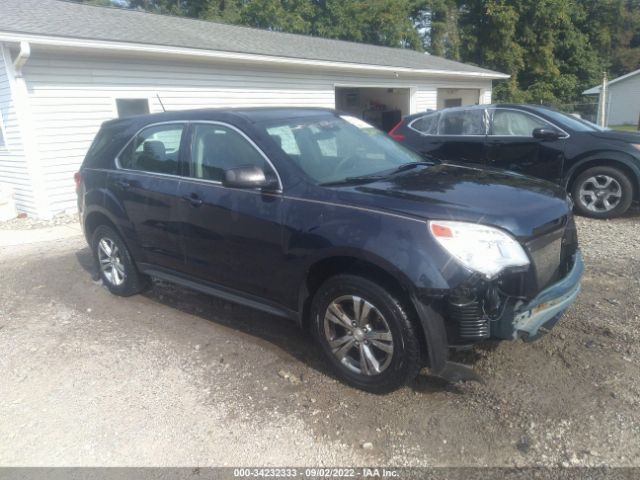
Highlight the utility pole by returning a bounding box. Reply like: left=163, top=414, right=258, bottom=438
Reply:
left=599, top=72, right=608, bottom=128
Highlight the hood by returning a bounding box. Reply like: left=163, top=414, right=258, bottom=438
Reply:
left=591, top=129, right=640, bottom=144
left=338, top=163, right=571, bottom=238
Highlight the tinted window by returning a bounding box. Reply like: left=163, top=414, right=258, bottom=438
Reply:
left=491, top=109, right=552, bottom=136
left=190, top=124, right=267, bottom=182
left=118, top=123, right=184, bottom=175
left=116, top=99, right=150, bottom=118
left=438, top=109, right=485, bottom=135
left=263, top=115, right=424, bottom=184
left=410, top=113, right=439, bottom=134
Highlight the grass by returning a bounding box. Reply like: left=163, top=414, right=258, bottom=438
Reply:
left=609, top=124, right=640, bottom=133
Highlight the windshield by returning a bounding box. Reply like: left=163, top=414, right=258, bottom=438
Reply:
left=540, top=109, right=606, bottom=132
left=261, top=115, right=426, bottom=184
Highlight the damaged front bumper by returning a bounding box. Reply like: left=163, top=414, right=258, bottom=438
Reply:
left=412, top=250, right=584, bottom=383
left=493, top=250, right=584, bottom=340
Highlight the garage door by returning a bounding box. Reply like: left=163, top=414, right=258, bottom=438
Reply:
left=335, top=87, right=410, bottom=131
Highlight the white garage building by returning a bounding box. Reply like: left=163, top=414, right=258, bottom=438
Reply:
left=583, top=69, right=640, bottom=127
left=0, top=0, right=506, bottom=218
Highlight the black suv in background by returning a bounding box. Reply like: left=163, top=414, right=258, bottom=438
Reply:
left=77, top=108, right=583, bottom=392
left=389, top=104, right=640, bottom=218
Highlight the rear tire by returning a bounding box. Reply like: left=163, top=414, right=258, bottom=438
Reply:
left=92, top=225, right=151, bottom=296
left=572, top=166, right=634, bottom=219
left=310, top=274, right=421, bottom=393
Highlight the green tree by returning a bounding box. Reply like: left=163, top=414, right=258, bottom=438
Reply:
left=412, top=0, right=460, bottom=59
left=582, top=0, right=640, bottom=76
left=312, top=0, right=423, bottom=48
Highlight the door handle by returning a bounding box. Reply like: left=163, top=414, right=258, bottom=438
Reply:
left=182, top=193, right=203, bottom=207
left=115, top=179, right=131, bottom=190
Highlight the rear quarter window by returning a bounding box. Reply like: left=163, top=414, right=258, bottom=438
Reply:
left=409, top=113, right=439, bottom=135
left=83, top=124, right=127, bottom=169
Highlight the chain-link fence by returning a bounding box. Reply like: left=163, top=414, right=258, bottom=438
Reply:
left=552, top=102, right=599, bottom=123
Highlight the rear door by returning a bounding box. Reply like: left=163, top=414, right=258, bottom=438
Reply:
left=110, top=122, right=187, bottom=271
left=486, top=108, right=566, bottom=182
left=420, top=108, right=488, bottom=165
left=178, top=122, right=285, bottom=302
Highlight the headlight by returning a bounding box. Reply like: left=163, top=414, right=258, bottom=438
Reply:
left=429, top=220, right=530, bottom=278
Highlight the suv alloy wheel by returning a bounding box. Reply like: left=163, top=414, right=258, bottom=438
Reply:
left=572, top=166, right=634, bottom=219
left=311, top=274, right=422, bottom=393
left=92, top=225, right=151, bottom=296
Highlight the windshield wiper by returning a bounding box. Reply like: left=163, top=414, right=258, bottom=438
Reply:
left=386, top=161, right=434, bottom=175
left=319, top=162, right=434, bottom=187
left=319, top=175, right=385, bottom=187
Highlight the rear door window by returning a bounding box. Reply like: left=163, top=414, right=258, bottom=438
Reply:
left=438, top=109, right=486, bottom=135
left=118, top=123, right=185, bottom=175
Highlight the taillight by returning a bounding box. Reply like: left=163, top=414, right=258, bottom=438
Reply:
left=388, top=120, right=405, bottom=141
left=74, top=171, right=82, bottom=191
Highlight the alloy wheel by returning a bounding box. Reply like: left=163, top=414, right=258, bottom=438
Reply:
left=97, top=237, right=126, bottom=286
left=578, top=175, right=622, bottom=213
left=323, top=295, right=394, bottom=376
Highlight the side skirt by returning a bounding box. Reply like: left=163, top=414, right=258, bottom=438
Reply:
left=137, top=263, right=300, bottom=323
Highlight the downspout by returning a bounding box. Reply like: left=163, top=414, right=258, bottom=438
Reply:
left=2, top=41, right=50, bottom=218
left=13, top=41, right=30, bottom=77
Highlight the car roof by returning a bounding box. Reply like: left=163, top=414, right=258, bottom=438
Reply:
left=406, top=103, right=560, bottom=119
left=102, top=107, right=337, bottom=130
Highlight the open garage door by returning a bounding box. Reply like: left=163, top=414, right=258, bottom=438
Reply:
left=335, top=87, right=411, bottom=132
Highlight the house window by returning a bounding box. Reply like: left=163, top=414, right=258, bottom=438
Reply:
left=116, top=98, right=150, bottom=118
left=444, top=98, right=462, bottom=108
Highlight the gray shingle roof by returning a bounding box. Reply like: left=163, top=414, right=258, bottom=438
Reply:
left=0, top=0, right=506, bottom=78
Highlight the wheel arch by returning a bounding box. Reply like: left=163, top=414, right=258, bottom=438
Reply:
left=299, top=254, right=431, bottom=366
left=82, top=206, right=143, bottom=262
left=564, top=156, right=640, bottom=201
left=83, top=208, right=121, bottom=244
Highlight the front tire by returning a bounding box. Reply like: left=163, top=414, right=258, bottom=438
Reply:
left=92, top=225, right=150, bottom=296
left=310, top=274, right=421, bottom=393
left=572, top=166, right=634, bottom=219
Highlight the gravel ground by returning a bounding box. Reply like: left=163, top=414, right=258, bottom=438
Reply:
left=0, top=211, right=638, bottom=467
left=0, top=212, right=78, bottom=230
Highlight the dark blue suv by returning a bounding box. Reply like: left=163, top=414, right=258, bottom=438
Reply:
left=77, top=108, right=583, bottom=392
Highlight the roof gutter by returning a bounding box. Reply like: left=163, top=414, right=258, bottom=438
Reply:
left=12, top=40, right=30, bottom=77
left=0, top=31, right=510, bottom=80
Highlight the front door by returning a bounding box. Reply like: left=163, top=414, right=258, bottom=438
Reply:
left=486, top=108, right=566, bottom=183
left=110, top=122, right=187, bottom=271
left=178, top=122, right=284, bottom=303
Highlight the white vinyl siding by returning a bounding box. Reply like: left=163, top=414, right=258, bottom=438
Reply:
left=606, top=74, right=640, bottom=126
left=20, top=49, right=493, bottom=216
left=0, top=43, right=36, bottom=215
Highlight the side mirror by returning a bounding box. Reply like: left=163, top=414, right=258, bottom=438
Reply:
left=223, top=165, right=279, bottom=190
left=532, top=127, right=561, bottom=140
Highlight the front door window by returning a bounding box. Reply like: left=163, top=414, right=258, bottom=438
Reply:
left=189, top=124, right=270, bottom=182
left=490, top=110, right=555, bottom=137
